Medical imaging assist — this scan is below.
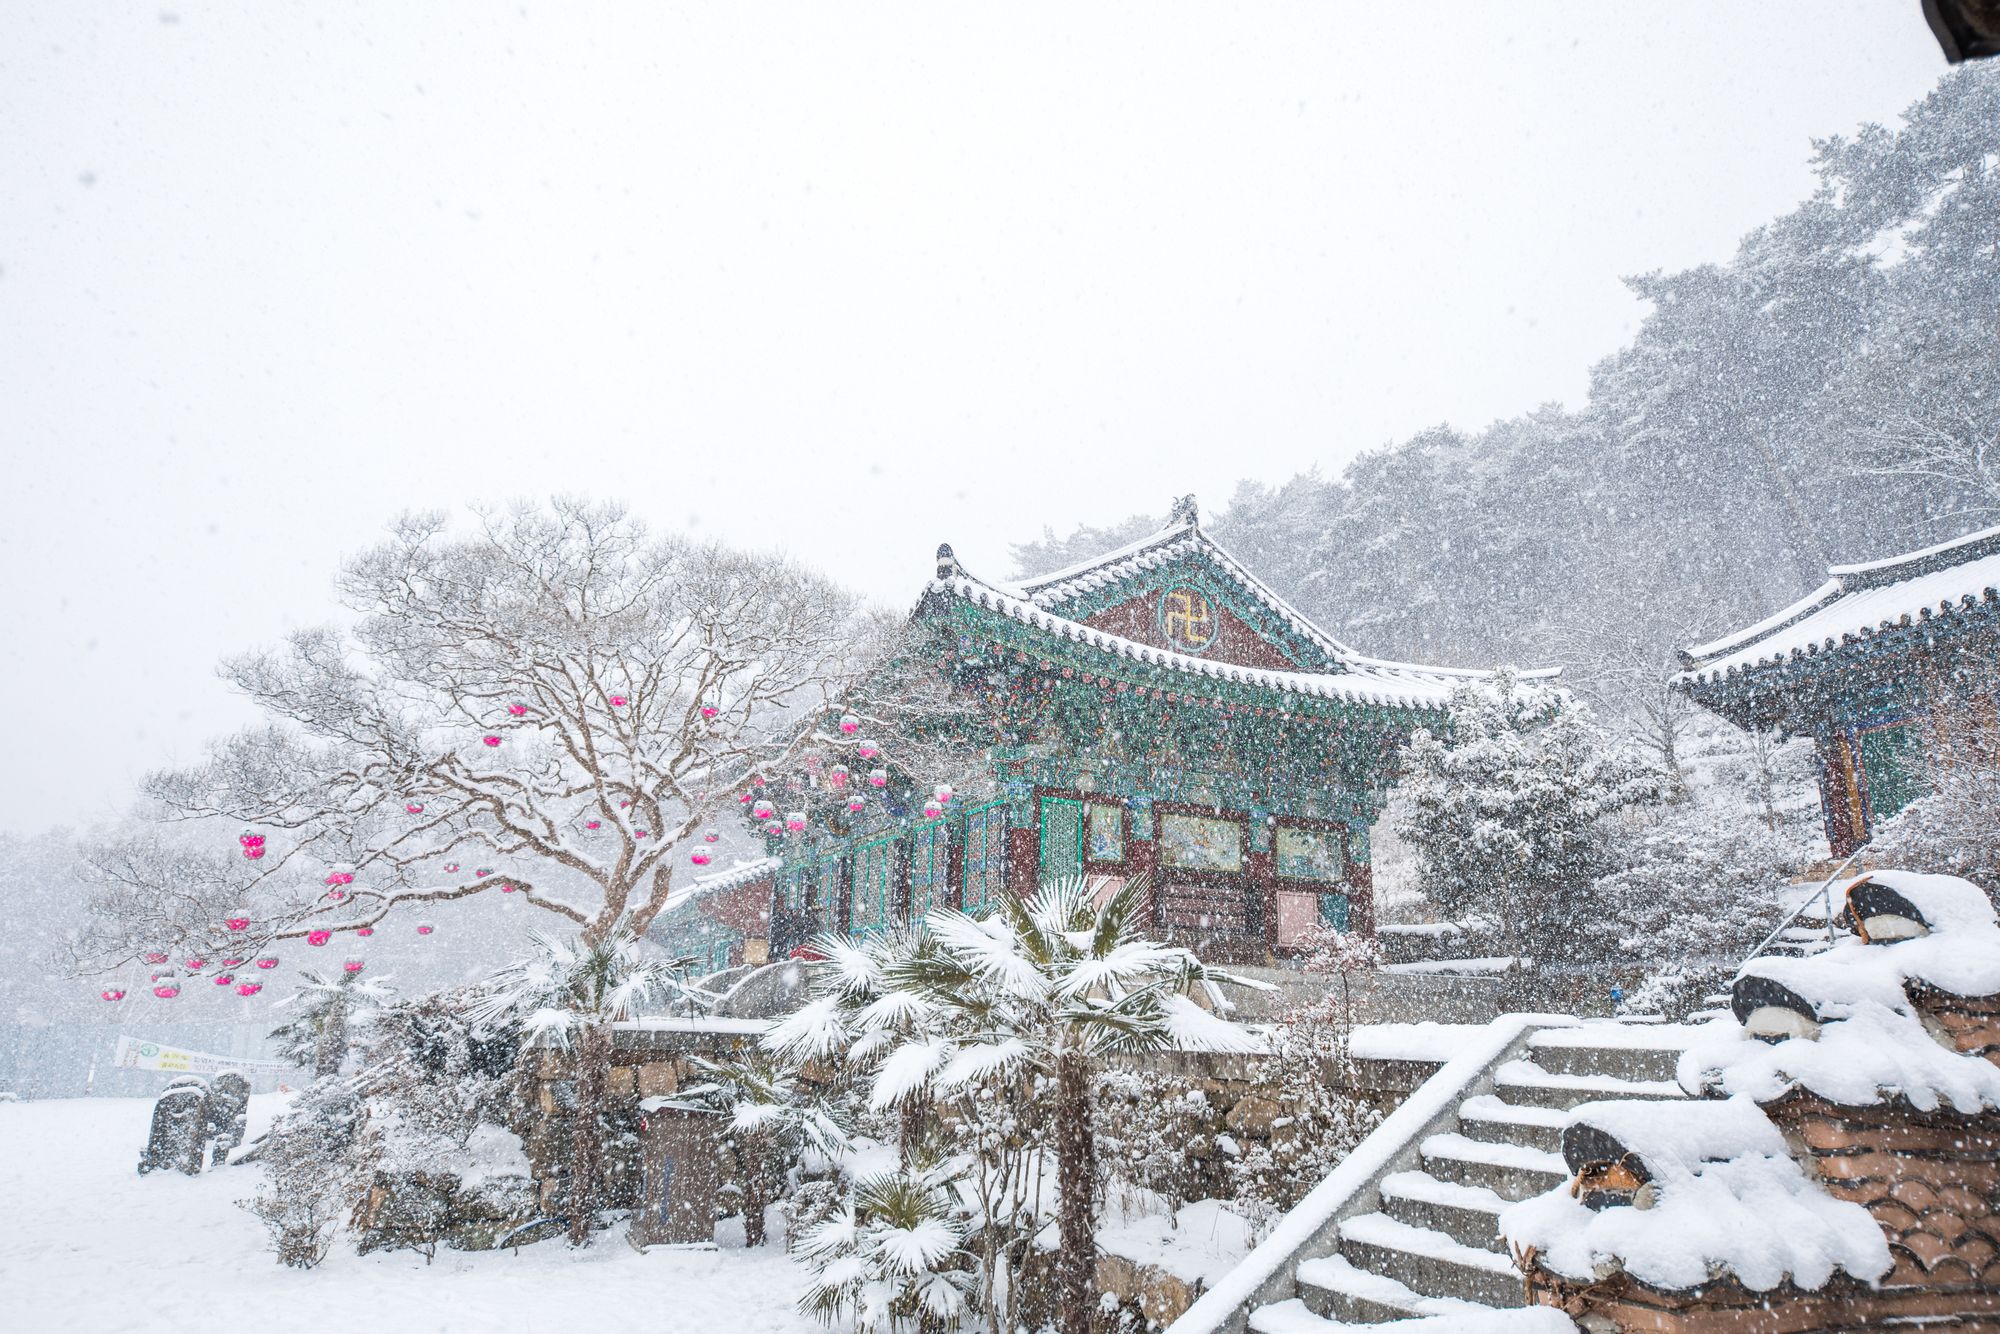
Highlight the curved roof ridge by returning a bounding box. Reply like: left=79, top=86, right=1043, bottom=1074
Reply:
left=1829, top=519, right=2000, bottom=586
left=1016, top=519, right=1195, bottom=592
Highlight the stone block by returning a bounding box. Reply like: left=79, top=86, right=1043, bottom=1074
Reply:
left=1224, top=1094, right=1284, bottom=1139
left=1137, top=1266, right=1196, bottom=1327
left=638, top=1062, right=680, bottom=1097
left=607, top=1066, right=636, bottom=1096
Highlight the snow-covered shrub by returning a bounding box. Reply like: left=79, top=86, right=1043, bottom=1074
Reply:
left=1094, top=1068, right=1214, bottom=1216
left=1872, top=757, right=2000, bottom=890
left=1397, top=670, right=1661, bottom=996
left=1225, top=996, right=1383, bottom=1229
left=242, top=1079, right=370, bottom=1268
left=794, top=1159, right=975, bottom=1333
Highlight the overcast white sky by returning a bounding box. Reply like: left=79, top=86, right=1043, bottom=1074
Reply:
left=0, top=3, right=1949, bottom=834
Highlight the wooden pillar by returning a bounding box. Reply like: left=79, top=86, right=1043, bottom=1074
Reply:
left=1125, top=837, right=1159, bottom=932
left=1246, top=850, right=1278, bottom=957
left=892, top=834, right=913, bottom=925
left=945, top=817, right=967, bottom=911
left=1347, top=860, right=1376, bottom=938
left=1006, top=827, right=1039, bottom=899
left=1820, top=733, right=1867, bottom=857
left=835, top=855, right=853, bottom=936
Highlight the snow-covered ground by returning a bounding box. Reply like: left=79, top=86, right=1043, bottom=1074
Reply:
left=0, top=1094, right=818, bottom=1333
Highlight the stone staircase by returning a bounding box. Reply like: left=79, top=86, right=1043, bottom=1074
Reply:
left=1178, top=1020, right=1703, bottom=1334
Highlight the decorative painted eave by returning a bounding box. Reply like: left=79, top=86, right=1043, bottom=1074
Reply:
left=931, top=570, right=1479, bottom=713
left=656, top=856, right=781, bottom=918
left=1676, top=522, right=2000, bottom=691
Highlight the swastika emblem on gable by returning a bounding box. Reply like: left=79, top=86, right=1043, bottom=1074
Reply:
left=1159, top=585, right=1218, bottom=654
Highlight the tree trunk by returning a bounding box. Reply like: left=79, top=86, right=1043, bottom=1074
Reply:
left=567, top=1021, right=613, bottom=1247
left=314, top=1004, right=347, bottom=1079
left=1051, top=1049, right=1096, bottom=1334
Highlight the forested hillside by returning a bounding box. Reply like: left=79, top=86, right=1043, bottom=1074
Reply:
left=1015, top=66, right=2000, bottom=713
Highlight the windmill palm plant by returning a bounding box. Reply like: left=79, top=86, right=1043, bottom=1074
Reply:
left=468, top=912, right=700, bottom=1245
left=766, top=874, right=1266, bottom=1334
left=271, top=968, right=397, bottom=1078
left=683, top=1047, right=852, bottom=1246
left=794, top=1158, right=975, bottom=1333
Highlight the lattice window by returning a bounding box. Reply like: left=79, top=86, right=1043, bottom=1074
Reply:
left=962, top=800, right=1008, bottom=915
left=909, top=819, right=949, bottom=919
left=851, top=835, right=898, bottom=935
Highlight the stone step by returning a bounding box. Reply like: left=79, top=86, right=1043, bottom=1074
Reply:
left=1379, top=1169, right=1507, bottom=1253
left=1457, top=1093, right=1568, bottom=1155
left=1523, top=1041, right=1682, bottom=1085
left=1490, top=1059, right=1687, bottom=1111
left=1337, top=1211, right=1524, bottom=1308
left=1420, top=1131, right=1568, bottom=1200
left=1290, top=1254, right=1496, bottom=1325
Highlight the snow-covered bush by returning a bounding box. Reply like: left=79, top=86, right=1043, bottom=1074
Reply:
left=1396, top=670, right=1661, bottom=995
left=1590, top=810, right=1796, bottom=1018
left=794, top=1159, right=975, bottom=1333
left=1094, top=1068, right=1213, bottom=1217
left=242, top=1080, right=370, bottom=1268
left=1225, top=995, right=1383, bottom=1229
left=1871, top=757, right=2000, bottom=889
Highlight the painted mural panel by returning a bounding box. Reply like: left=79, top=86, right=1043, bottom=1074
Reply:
left=1087, top=803, right=1124, bottom=862
left=1158, top=812, right=1243, bottom=872
left=1275, top=825, right=1344, bottom=882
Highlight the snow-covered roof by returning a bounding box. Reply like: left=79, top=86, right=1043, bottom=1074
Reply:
left=1500, top=1096, right=1889, bottom=1293
left=656, top=857, right=780, bottom=918
left=1677, top=521, right=2000, bottom=686
left=934, top=570, right=1469, bottom=711
left=1681, top=872, right=2000, bottom=1113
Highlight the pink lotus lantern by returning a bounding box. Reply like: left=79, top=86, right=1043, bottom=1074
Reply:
left=752, top=800, right=775, bottom=820
left=406, top=802, right=425, bottom=814
left=101, top=988, right=125, bottom=1002
left=222, top=958, right=244, bottom=969
left=355, top=927, right=374, bottom=938
left=444, top=862, right=460, bottom=873
left=307, top=930, right=331, bottom=947
left=839, top=713, right=860, bottom=734
left=225, top=912, right=250, bottom=932
left=184, top=958, right=206, bottom=971
left=847, top=795, right=865, bottom=814
left=500, top=882, right=517, bottom=893
left=343, top=960, right=364, bottom=974
left=239, top=831, right=267, bottom=861
left=762, top=819, right=783, bottom=835
left=507, top=702, right=528, bottom=716
left=737, top=792, right=753, bottom=805
left=255, top=957, right=279, bottom=970
left=235, top=982, right=262, bottom=996
left=609, top=694, right=628, bottom=707
left=752, top=775, right=766, bottom=788
left=785, top=811, right=806, bottom=832
left=923, top=800, right=943, bottom=819
left=416, top=924, right=434, bottom=936
left=325, top=871, right=355, bottom=887
left=475, top=867, right=492, bottom=878
left=213, top=973, right=235, bottom=986
left=153, top=983, right=180, bottom=999
left=690, top=849, right=711, bottom=866
left=703, top=830, right=719, bottom=843
left=482, top=735, right=502, bottom=747
left=700, top=702, right=719, bottom=720
left=144, top=951, right=168, bottom=965
left=585, top=820, right=601, bottom=829
left=829, top=765, right=850, bottom=789
left=857, top=739, right=880, bottom=760
left=868, top=768, right=888, bottom=787
left=634, top=830, right=650, bottom=840
left=325, top=889, right=347, bottom=902
left=619, top=800, right=631, bottom=808
left=935, top=784, right=954, bottom=804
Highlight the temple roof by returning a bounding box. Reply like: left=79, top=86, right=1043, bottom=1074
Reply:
left=1677, top=521, right=2000, bottom=688
left=929, top=496, right=1549, bottom=713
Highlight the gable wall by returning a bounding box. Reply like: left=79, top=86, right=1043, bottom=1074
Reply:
left=1081, top=586, right=1303, bottom=671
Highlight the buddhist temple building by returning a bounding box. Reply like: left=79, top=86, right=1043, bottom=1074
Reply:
left=1675, top=522, right=2000, bottom=855
left=654, top=496, right=1534, bottom=971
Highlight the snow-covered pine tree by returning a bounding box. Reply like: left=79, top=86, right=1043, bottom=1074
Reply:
left=1396, top=670, right=1660, bottom=999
